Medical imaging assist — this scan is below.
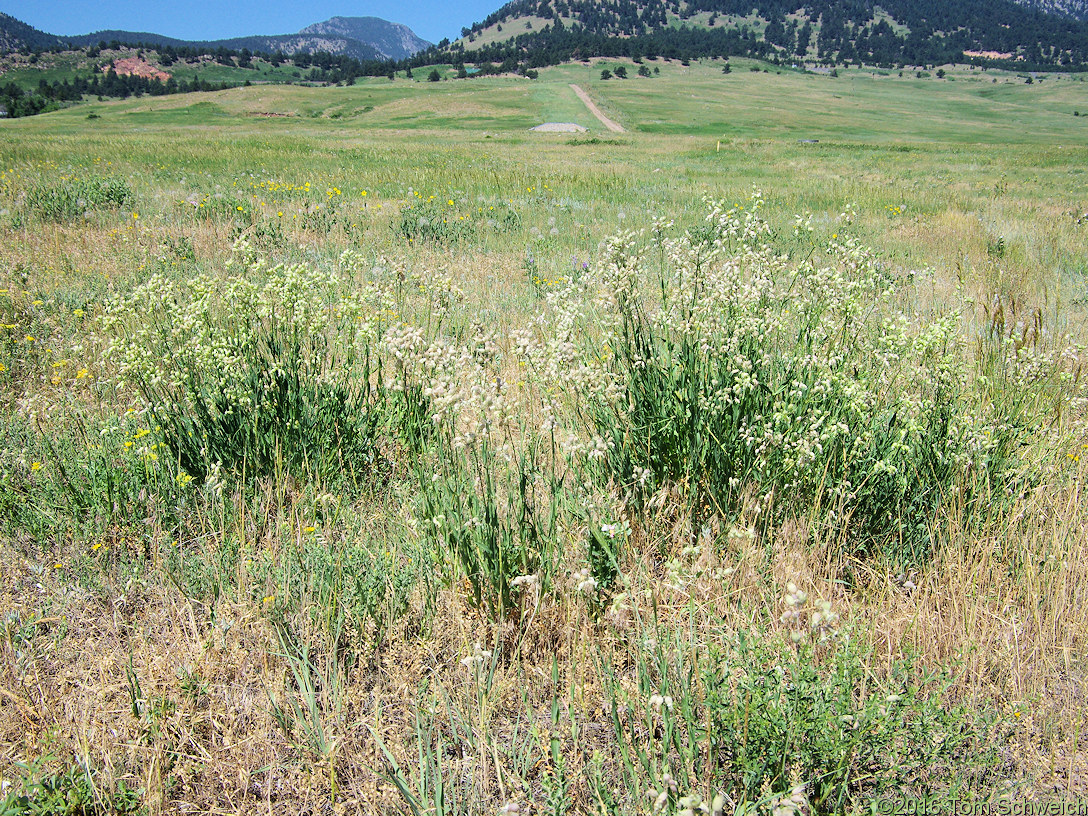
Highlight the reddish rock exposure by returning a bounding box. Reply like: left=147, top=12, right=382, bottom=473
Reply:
left=963, top=49, right=1017, bottom=60
left=111, top=57, right=171, bottom=82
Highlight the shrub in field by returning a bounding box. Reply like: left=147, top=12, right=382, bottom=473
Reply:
left=597, top=604, right=999, bottom=814
left=549, top=195, right=1075, bottom=564
left=701, top=638, right=989, bottom=810
left=484, top=200, right=522, bottom=233
left=24, top=175, right=134, bottom=221
left=395, top=196, right=520, bottom=244
left=397, top=196, right=478, bottom=244
left=184, top=191, right=254, bottom=222
left=154, top=322, right=385, bottom=485
left=101, top=242, right=400, bottom=486
left=0, top=752, right=142, bottom=815
left=0, top=289, right=54, bottom=394
left=229, top=217, right=290, bottom=253
left=301, top=195, right=348, bottom=235
left=0, top=408, right=184, bottom=552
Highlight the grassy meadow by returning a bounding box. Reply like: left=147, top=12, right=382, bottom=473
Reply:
left=1, top=59, right=1087, bottom=814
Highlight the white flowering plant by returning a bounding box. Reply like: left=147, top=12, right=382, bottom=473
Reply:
left=563, top=193, right=1074, bottom=564
left=100, top=242, right=402, bottom=486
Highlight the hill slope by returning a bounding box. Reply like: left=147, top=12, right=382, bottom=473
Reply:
left=0, top=12, right=61, bottom=51
left=450, top=0, right=1088, bottom=68
left=199, top=33, right=385, bottom=62
left=63, top=30, right=194, bottom=49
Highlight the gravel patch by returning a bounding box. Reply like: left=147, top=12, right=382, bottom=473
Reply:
left=530, top=122, right=588, bottom=132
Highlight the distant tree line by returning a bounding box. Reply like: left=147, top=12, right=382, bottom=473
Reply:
left=0, top=71, right=237, bottom=117
left=422, top=22, right=772, bottom=70
left=0, top=41, right=405, bottom=116
left=8, top=0, right=1088, bottom=80
left=84, top=40, right=401, bottom=78
left=0, top=82, right=58, bottom=116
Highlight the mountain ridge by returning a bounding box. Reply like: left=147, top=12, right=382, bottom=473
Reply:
left=3, top=0, right=1088, bottom=81
left=0, top=12, right=63, bottom=51
left=0, top=14, right=432, bottom=61
left=298, top=17, right=431, bottom=59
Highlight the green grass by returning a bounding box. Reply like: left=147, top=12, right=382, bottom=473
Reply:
left=0, top=63, right=1083, bottom=338
left=9, top=58, right=1088, bottom=142
left=0, top=51, right=104, bottom=91
left=0, top=60, right=1086, bottom=814
left=570, top=59, right=1088, bottom=142
left=1, top=63, right=1083, bottom=321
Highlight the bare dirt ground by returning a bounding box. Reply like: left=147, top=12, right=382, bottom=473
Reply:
left=530, top=122, right=587, bottom=132
left=570, top=84, right=626, bottom=132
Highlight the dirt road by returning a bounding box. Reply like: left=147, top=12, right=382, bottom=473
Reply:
left=569, top=84, right=626, bottom=133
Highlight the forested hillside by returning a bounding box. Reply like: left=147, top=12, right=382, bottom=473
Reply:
left=447, top=0, right=1088, bottom=68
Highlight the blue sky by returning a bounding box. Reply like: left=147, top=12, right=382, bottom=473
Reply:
left=1, top=0, right=499, bottom=45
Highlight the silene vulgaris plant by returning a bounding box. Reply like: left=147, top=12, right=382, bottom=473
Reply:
left=548, top=193, right=1074, bottom=565
left=384, top=319, right=565, bottom=621
left=595, top=588, right=996, bottom=814
left=100, top=241, right=408, bottom=489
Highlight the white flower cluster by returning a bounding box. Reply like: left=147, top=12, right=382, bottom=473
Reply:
left=573, top=567, right=598, bottom=595
left=769, top=784, right=809, bottom=816
left=531, top=191, right=1070, bottom=516
left=100, top=240, right=382, bottom=410
left=648, top=691, right=674, bottom=711
left=780, top=582, right=839, bottom=643
left=460, top=641, right=492, bottom=672
left=645, top=782, right=728, bottom=816
left=382, top=321, right=519, bottom=450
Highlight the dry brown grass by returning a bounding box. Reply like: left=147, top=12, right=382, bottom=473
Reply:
left=2, top=451, right=1085, bottom=811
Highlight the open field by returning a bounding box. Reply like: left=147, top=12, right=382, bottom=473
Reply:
left=0, top=61, right=1087, bottom=814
